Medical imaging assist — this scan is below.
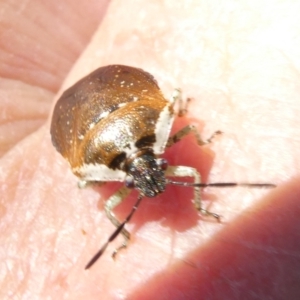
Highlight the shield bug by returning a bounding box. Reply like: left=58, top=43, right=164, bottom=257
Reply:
left=50, top=65, right=276, bottom=269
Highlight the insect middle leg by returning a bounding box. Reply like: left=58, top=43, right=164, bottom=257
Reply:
left=104, top=186, right=132, bottom=257
left=166, top=125, right=222, bottom=148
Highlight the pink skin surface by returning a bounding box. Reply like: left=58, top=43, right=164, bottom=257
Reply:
left=1, top=1, right=300, bottom=299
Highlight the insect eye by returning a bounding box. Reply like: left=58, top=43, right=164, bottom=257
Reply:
left=158, top=158, right=168, bottom=170
left=125, top=176, right=135, bottom=189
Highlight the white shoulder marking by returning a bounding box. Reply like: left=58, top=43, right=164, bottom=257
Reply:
left=74, top=163, right=126, bottom=182
left=153, top=103, right=174, bottom=154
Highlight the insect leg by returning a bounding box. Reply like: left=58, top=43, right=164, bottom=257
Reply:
left=77, top=180, right=106, bottom=189
left=170, top=88, right=191, bottom=116
left=104, top=186, right=132, bottom=257
left=166, top=124, right=222, bottom=148
left=166, top=166, right=220, bottom=221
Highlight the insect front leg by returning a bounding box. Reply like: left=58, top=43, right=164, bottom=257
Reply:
left=104, top=186, right=132, bottom=257
left=166, top=166, right=220, bottom=221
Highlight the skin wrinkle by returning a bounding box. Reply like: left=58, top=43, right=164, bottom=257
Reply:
left=0, top=0, right=300, bottom=299
left=0, top=0, right=109, bottom=157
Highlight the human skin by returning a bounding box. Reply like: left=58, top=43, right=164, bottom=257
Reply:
left=1, top=1, right=300, bottom=299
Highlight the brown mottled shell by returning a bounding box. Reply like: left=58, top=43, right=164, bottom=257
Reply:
left=50, top=65, right=174, bottom=181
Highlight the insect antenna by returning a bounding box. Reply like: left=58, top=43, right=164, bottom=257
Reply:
left=168, top=181, right=276, bottom=189
left=168, top=180, right=276, bottom=221
left=85, top=195, right=143, bottom=270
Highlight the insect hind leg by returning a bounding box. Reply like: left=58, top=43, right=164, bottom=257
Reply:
left=168, top=89, right=222, bottom=147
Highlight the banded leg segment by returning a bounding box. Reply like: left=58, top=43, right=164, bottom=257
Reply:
left=166, top=125, right=222, bottom=148
left=104, top=186, right=132, bottom=257
left=166, top=166, right=220, bottom=221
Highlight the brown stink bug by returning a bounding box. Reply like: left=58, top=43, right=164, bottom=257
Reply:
left=50, top=65, right=276, bottom=269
